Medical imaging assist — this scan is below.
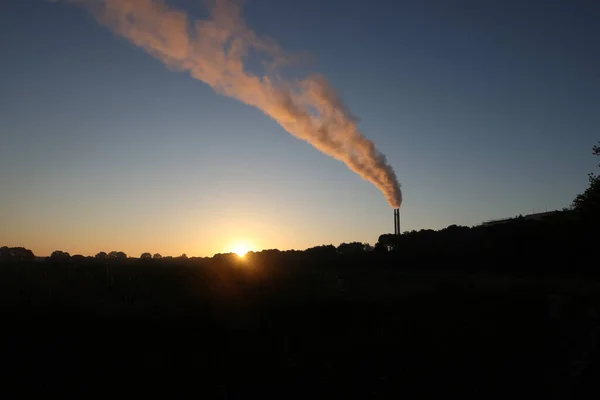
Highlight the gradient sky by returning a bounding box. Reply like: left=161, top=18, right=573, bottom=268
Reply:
left=1, top=0, right=599, bottom=257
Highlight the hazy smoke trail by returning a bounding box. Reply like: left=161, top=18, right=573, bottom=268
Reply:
left=55, top=0, right=403, bottom=208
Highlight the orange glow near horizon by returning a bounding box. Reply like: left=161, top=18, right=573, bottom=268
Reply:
left=2, top=196, right=389, bottom=258
left=231, top=242, right=251, bottom=258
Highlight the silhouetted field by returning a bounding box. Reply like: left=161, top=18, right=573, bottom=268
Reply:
left=2, top=215, right=600, bottom=400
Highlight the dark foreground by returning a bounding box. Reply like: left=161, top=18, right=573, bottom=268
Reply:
left=1, top=257, right=599, bottom=399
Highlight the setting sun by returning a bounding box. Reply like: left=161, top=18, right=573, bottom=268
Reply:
left=231, top=243, right=251, bottom=258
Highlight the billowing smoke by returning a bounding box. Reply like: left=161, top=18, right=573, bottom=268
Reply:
left=54, top=0, right=403, bottom=208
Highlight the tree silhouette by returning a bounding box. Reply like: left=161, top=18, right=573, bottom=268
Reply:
left=305, top=244, right=337, bottom=257
left=572, top=141, right=600, bottom=217
left=108, top=251, right=127, bottom=261
left=140, top=252, right=152, bottom=261
left=50, top=250, right=70, bottom=262
left=0, top=246, right=35, bottom=262
left=373, top=242, right=388, bottom=252
left=337, top=242, right=370, bottom=255
left=153, top=253, right=162, bottom=260
left=71, top=255, right=86, bottom=263
left=95, top=252, right=108, bottom=260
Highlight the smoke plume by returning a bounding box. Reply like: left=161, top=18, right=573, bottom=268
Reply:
left=54, top=0, right=403, bottom=208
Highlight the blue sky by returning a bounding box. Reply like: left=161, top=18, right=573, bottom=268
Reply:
left=1, top=0, right=598, bottom=257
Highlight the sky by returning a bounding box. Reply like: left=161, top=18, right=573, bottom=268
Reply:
left=1, top=0, right=599, bottom=257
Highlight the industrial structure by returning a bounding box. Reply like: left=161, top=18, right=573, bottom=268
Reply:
left=393, top=208, right=400, bottom=235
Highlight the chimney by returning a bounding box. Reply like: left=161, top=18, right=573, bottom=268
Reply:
left=393, top=208, right=400, bottom=235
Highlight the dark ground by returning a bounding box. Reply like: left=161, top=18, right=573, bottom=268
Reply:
left=1, top=257, right=599, bottom=399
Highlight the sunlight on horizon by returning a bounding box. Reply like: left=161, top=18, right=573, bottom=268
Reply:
left=231, top=242, right=252, bottom=258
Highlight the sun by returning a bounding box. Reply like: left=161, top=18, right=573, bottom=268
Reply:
left=231, top=243, right=250, bottom=258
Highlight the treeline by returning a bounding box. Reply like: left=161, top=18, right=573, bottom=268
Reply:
left=2, top=211, right=598, bottom=276
left=0, top=209, right=595, bottom=275
left=379, top=209, right=596, bottom=273
left=2, top=141, right=599, bottom=274
left=0, top=240, right=374, bottom=265
left=3, top=215, right=600, bottom=276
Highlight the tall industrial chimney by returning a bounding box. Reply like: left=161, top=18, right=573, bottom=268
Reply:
left=393, top=208, right=400, bottom=235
